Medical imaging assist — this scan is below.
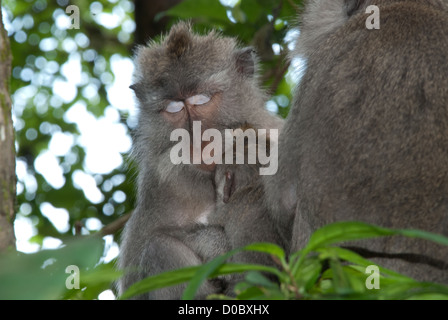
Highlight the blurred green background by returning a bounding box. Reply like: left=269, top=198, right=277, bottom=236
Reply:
left=1, top=0, right=302, bottom=299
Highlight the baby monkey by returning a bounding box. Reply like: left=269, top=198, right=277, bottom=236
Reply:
left=209, top=124, right=285, bottom=294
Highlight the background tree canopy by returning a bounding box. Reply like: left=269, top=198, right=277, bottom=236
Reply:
left=1, top=0, right=302, bottom=299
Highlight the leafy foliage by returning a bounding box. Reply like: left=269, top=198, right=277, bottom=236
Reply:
left=121, top=222, right=448, bottom=300
left=0, top=236, right=117, bottom=299
left=4, top=0, right=137, bottom=252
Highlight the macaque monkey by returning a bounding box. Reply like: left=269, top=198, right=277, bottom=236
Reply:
left=118, top=22, right=283, bottom=299
left=264, top=0, right=448, bottom=283
left=210, top=124, right=285, bottom=293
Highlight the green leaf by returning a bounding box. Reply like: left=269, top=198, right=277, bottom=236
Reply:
left=293, top=255, right=322, bottom=292
left=408, top=293, right=448, bottom=300
left=316, top=246, right=413, bottom=281
left=397, top=228, right=448, bottom=247
left=304, top=222, right=396, bottom=254
left=183, top=249, right=284, bottom=299
left=215, top=263, right=282, bottom=277
left=234, top=276, right=285, bottom=300
left=305, top=222, right=448, bottom=254
left=165, top=0, right=228, bottom=22
left=0, top=236, right=104, bottom=300
left=314, top=266, right=377, bottom=299
left=377, top=282, right=448, bottom=300
left=119, top=265, right=201, bottom=300
left=62, top=261, right=122, bottom=300
left=244, top=271, right=277, bottom=289
left=329, top=258, right=353, bottom=295
left=292, top=221, right=448, bottom=277
left=183, top=242, right=285, bottom=300
left=120, top=261, right=281, bottom=300
left=235, top=285, right=265, bottom=300
left=182, top=248, right=239, bottom=300
left=243, top=242, right=285, bottom=260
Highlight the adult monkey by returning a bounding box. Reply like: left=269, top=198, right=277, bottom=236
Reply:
left=118, top=22, right=283, bottom=299
left=264, top=0, right=448, bottom=283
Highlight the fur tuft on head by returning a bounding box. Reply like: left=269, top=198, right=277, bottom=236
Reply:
left=130, top=21, right=241, bottom=94
left=166, top=22, right=192, bottom=58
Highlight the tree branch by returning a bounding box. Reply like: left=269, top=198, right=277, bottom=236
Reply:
left=0, top=2, right=16, bottom=252
left=100, top=212, right=132, bottom=237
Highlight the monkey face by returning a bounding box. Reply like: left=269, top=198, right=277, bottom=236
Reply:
left=161, top=93, right=223, bottom=171
left=130, top=22, right=273, bottom=174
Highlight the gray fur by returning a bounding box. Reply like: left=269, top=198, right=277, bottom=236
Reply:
left=265, top=0, right=448, bottom=282
left=118, top=22, right=283, bottom=299
left=210, top=126, right=286, bottom=294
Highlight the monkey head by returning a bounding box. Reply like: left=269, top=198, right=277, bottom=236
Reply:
left=130, top=22, right=270, bottom=176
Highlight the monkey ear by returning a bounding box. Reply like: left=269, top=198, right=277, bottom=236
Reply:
left=234, top=47, right=256, bottom=77
left=129, top=83, right=143, bottom=99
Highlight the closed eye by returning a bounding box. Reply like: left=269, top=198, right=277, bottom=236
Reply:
left=165, top=101, right=185, bottom=113
left=186, top=94, right=211, bottom=106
